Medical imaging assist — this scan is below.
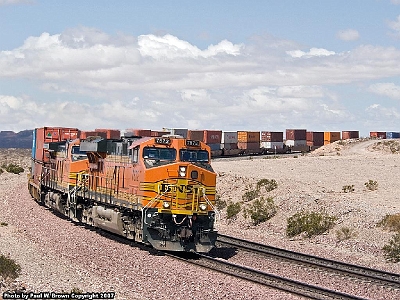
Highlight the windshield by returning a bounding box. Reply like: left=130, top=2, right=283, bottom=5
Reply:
left=143, top=147, right=176, bottom=168
left=180, top=149, right=209, bottom=162
left=71, top=146, right=87, bottom=161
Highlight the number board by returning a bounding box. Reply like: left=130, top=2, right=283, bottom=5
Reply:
left=186, top=140, right=200, bottom=147
left=155, top=137, right=171, bottom=145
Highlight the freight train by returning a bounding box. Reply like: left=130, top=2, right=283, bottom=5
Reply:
left=28, top=127, right=218, bottom=253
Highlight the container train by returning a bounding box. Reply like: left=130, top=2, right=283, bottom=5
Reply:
left=28, top=127, right=218, bottom=253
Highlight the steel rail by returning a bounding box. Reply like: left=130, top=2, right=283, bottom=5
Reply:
left=217, top=233, right=400, bottom=288
left=165, top=252, right=365, bottom=300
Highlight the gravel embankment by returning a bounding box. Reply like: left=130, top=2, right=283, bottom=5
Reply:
left=1, top=141, right=400, bottom=299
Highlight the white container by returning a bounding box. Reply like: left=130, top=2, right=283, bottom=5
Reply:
left=285, top=140, right=307, bottom=147
left=261, top=141, right=284, bottom=149
left=222, top=132, right=238, bottom=144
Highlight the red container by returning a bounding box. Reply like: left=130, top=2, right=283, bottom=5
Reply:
left=80, top=131, right=107, bottom=139
left=237, top=142, right=260, bottom=150
left=95, top=129, right=120, bottom=139
left=286, top=129, right=307, bottom=141
left=35, top=127, right=80, bottom=162
left=151, top=131, right=169, bottom=137
left=188, top=130, right=204, bottom=141
left=237, top=131, right=260, bottom=143
left=370, top=132, right=386, bottom=139
left=125, top=129, right=152, bottom=137
left=307, top=132, right=324, bottom=147
left=342, top=131, right=359, bottom=140
left=261, top=131, right=283, bottom=142
left=203, top=130, right=222, bottom=144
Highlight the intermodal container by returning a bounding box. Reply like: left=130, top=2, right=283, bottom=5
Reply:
left=342, top=131, right=359, bottom=140
left=237, top=131, right=260, bottom=143
left=260, top=141, right=284, bottom=149
left=188, top=130, right=204, bottom=141
left=286, top=129, right=307, bottom=141
left=151, top=131, right=169, bottom=137
left=285, top=140, right=307, bottom=147
left=370, top=132, right=386, bottom=139
left=164, top=128, right=188, bottom=138
left=324, top=132, right=341, bottom=145
left=306, top=132, right=324, bottom=147
left=80, top=131, right=107, bottom=139
left=237, top=142, right=260, bottom=150
left=261, top=131, right=283, bottom=142
left=95, top=129, right=120, bottom=139
left=125, top=129, right=152, bottom=137
left=207, top=143, right=221, bottom=151
left=386, top=132, right=400, bottom=139
left=221, top=132, right=237, bottom=144
left=221, top=143, right=238, bottom=150
left=204, top=130, right=222, bottom=144
left=35, top=127, right=80, bottom=162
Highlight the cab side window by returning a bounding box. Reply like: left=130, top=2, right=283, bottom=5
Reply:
left=131, top=146, right=139, bottom=163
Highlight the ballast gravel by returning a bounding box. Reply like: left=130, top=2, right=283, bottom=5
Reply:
left=1, top=141, right=400, bottom=300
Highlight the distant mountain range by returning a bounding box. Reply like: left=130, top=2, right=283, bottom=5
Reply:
left=0, top=130, right=33, bottom=148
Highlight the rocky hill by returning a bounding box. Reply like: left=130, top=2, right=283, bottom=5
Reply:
left=0, top=130, right=33, bottom=149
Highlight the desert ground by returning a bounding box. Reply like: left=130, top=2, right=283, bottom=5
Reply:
left=0, top=139, right=399, bottom=299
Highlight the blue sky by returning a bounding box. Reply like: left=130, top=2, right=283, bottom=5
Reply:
left=1, top=0, right=400, bottom=137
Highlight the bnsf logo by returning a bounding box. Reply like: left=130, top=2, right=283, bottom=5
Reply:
left=160, top=183, right=200, bottom=194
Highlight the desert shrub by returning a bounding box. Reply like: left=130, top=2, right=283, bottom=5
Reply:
left=243, top=196, right=277, bottom=225
left=226, top=201, right=241, bottom=221
left=71, top=287, right=84, bottom=294
left=364, top=179, right=378, bottom=191
left=0, top=168, right=3, bottom=174
left=1, top=163, right=24, bottom=175
left=382, top=233, right=400, bottom=262
left=336, top=226, right=357, bottom=242
left=377, top=214, right=400, bottom=232
left=0, top=255, right=21, bottom=280
left=0, top=222, right=8, bottom=226
left=215, top=194, right=227, bottom=210
left=286, top=211, right=337, bottom=238
left=342, top=185, right=355, bottom=193
left=242, top=186, right=260, bottom=202
left=256, top=179, right=278, bottom=192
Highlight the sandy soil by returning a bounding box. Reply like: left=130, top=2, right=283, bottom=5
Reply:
left=1, top=140, right=400, bottom=299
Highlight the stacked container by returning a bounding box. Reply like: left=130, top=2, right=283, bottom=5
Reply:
left=125, top=129, right=152, bottom=137
left=324, top=132, right=341, bottom=145
left=95, top=129, right=121, bottom=139
left=285, top=129, right=307, bottom=147
left=370, top=132, right=386, bottom=139
left=306, top=131, right=324, bottom=147
left=187, top=130, right=204, bottom=141
left=260, top=131, right=284, bottom=150
left=80, top=131, right=107, bottom=139
left=386, top=132, right=400, bottom=139
left=342, top=131, right=359, bottom=140
left=203, top=130, right=222, bottom=151
left=237, top=131, right=260, bottom=151
left=163, top=128, right=188, bottom=138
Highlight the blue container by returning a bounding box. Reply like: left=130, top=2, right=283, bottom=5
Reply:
left=386, top=132, right=400, bottom=139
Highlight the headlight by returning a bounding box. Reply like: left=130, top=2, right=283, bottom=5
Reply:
left=163, top=201, right=170, bottom=209
left=199, top=203, right=207, bottom=211
left=179, top=166, right=187, bottom=177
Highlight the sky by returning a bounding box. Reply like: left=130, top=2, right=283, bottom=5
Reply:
left=1, top=1, right=400, bottom=137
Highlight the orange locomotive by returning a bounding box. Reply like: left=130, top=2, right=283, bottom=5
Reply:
left=28, top=127, right=218, bottom=252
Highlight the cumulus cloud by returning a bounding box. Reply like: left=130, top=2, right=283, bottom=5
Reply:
left=388, top=15, right=400, bottom=36
left=0, top=0, right=33, bottom=5
left=1, top=27, right=400, bottom=132
left=368, top=83, right=400, bottom=100
left=336, top=29, right=360, bottom=41
left=286, top=48, right=336, bottom=58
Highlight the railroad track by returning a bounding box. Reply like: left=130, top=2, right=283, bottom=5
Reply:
left=216, top=234, right=400, bottom=288
left=166, top=251, right=365, bottom=300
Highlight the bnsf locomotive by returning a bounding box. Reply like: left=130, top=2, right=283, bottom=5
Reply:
left=28, top=127, right=218, bottom=252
